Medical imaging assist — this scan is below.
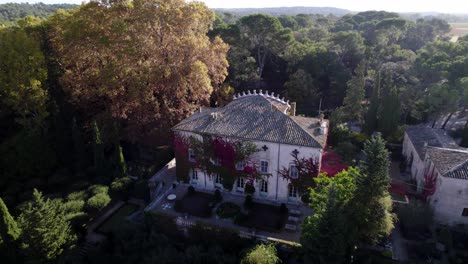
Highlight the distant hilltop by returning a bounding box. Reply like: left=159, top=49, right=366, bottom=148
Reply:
left=214, top=6, right=351, bottom=17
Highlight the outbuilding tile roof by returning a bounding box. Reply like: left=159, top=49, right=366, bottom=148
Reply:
left=426, top=147, right=468, bottom=180
left=172, top=94, right=327, bottom=148
left=405, top=126, right=458, bottom=160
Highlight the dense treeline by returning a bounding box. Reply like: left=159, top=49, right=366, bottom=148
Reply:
left=0, top=1, right=467, bottom=263
left=0, top=3, right=78, bottom=25
left=211, top=11, right=466, bottom=140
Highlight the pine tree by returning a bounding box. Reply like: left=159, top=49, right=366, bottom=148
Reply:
left=343, top=61, right=366, bottom=122
left=301, top=185, right=347, bottom=264
left=351, top=134, right=395, bottom=243
left=364, top=71, right=380, bottom=134
left=17, top=189, right=76, bottom=262
left=0, top=197, right=21, bottom=261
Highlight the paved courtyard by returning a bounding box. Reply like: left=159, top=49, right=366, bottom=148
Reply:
left=145, top=162, right=314, bottom=243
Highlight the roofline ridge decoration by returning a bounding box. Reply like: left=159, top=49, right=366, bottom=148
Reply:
left=444, top=159, right=468, bottom=176
left=233, top=89, right=291, bottom=107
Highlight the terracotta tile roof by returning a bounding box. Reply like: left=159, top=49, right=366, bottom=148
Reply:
left=426, top=147, right=468, bottom=180
left=172, top=94, right=327, bottom=148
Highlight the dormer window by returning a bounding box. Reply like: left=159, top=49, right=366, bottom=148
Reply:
left=290, top=165, right=298, bottom=179
left=188, top=148, right=196, bottom=162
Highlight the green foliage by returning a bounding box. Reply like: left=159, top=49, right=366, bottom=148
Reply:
left=87, top=185, right=109, bottom=196
left=110, top=177, right=132, bottom=199
left=0, top=197, right=20, bottom=255
left=365, top=72, right=380, bottom=134
left=0, top=3, right=77, bottom=25
left=17, top=189, right=76, bottom=262
left=334, top=141, right=359, bottom=164
left=244, top=195, right=253, bottom=210
left=397, top=200, right=433, bottom=234
left=87, top=193, right=111, bottom=211
left=343, top=61, right=366, bottom=122
left=241, top=243, right=280, bottom=264
left=285, top=69, right=320, bottom=115
left=0, top=26, right=48, bottom=128
left=216, top=202, right=240, bottom=219
left=351, top=134, right=395, bottom=243
left=244, top=183, right=255, bottom=194
left=238, top=14, right=293, bottom=76
left=461, top=122, right=468, bottom=148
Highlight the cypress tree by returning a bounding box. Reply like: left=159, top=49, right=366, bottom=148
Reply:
left=364, top=71, right=380, bottom=134
left=351, top=134, right=395, bottom=243
left=93, top=120, right=108, bottom=182
left=114, top=145, right=127, bottom=178
left=0, top=197, right=21, bottom=261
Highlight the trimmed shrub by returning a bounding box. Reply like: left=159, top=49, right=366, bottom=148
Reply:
left=88, top=185, right=109, bottom=196
left=188, top=185, right=195, bottom=195
left=110, top=177, right=133, bottom=200
left=63, top=200, right=85, bottom=214
left=216, top=202, right=241, bottom=218
left=244, top=195, right=253, bottom=210
left=67, top=191, right=88, bottom=201
left=244, top=183, right=255, bottom=195
left=214, top=189, right=222, bottom=202
left=87, top=193, right=111, bottom=211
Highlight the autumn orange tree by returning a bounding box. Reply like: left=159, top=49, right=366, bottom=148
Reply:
left=48, top=0, right=229, bottom=142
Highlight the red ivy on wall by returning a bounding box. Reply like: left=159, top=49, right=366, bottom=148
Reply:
left=173, top=133, right=260, bottom=188
left=423, top=171, right=437, bottom=198
left=278, top=150, right=320, bottom=192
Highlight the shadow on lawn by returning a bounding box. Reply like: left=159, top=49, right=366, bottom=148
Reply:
left=235, top=202, right=288, bottom=232
left=174, top=191, right=219, bottom=218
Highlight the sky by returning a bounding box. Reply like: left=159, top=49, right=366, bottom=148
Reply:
left=1, top=0, right=467, bottom=14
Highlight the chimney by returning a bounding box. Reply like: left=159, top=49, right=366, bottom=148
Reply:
left=290, top=102, right=296, bottom=116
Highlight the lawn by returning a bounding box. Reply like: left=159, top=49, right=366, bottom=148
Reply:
left=175, top=191, right=217, bottom=218
left=96, top=204, right=139, bottom=234
left=236, top=202, right=288, bottom=232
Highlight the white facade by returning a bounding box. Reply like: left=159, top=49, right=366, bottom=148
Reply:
left=402, top=132, right=426, bottom=191
left=178, top=131, right=322, bottom=204
left=425, top=157, right=468, bottom=225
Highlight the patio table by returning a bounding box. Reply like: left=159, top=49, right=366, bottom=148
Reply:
left=167, top=194, right=177, bottom=201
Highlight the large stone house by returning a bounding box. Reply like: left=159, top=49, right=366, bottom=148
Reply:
left=402, top=126, right=468, bottom=225
left=172, top=90, right=328, bottom=203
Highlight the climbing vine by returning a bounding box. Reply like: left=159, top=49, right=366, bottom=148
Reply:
left=423, top=171, right=437, bottom=198
left=278, top=150, right=320, bottom=193
left=174, top=134, right=260, bottom=190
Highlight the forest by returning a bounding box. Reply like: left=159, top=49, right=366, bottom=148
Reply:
left=0, top=0, right=467, bottom=263
left=0, top=2, right=78, bottom=25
